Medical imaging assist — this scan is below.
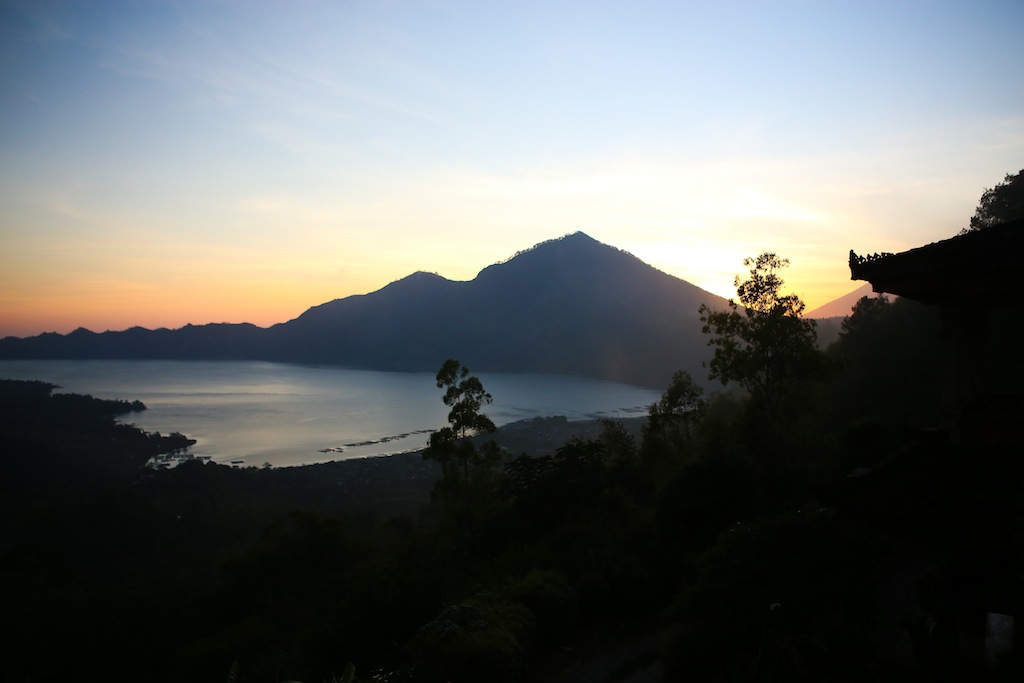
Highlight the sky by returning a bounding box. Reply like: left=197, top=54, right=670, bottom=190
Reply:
left=1, top=0, right=1022, bottom=338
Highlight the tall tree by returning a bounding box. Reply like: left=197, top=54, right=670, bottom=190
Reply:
left=425, top=359, right=498, bottom=492
left=965, top=169, right=1024, bottom=231
left=839, top=293, right=892, bottom=341
left=641, top=370, right=705, bottom=470
left=698, top=254, right=821, bottom=420
left=433, top=358, right=496, bottom=440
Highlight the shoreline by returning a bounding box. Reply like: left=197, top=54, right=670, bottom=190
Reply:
left=153, top=413, right=651, bottom=471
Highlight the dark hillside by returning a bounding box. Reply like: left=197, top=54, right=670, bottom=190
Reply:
left=456, top=232, right=722, bottom=385
left=262, top=232, right=727, bottom=386
left=264, top=270, right=465, bottom=369
left=0, top=323, right=265, bottom=360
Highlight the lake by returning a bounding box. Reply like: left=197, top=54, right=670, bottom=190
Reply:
left=0, top=360, right=662, bottom=468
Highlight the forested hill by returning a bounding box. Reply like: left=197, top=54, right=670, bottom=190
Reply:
left=0, top=232, right=730, bottom=387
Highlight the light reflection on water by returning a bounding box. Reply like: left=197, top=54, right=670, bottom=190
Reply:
left=0, top=360, right=660, bottom=468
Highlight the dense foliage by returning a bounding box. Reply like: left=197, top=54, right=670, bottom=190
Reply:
left=699, top=254, right=823, bottom=423
left=965, top=168, right=1024, bottom=231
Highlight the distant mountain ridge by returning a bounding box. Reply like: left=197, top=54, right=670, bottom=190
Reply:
left=0, top=232, right=730, bottom=388
left=805, top=283, right=885, bottom=319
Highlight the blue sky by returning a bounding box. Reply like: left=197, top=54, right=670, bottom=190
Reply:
left=2, top=0, right=1022, bottom=337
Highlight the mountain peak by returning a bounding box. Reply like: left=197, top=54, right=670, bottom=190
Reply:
left=390, top=271, right=447, bottom=285
left=522, top=231, right=600, bottom=252
left=377, top=270, right=452, bottom=294
left=481, top=231, right=631, bottom=275
left=806, top=283, right=890, bottom=319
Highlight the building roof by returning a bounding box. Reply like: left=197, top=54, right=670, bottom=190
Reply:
left=849, top=219, right=1024, bottom=305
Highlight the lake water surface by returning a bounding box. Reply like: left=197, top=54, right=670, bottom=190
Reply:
left=0, top=360, right=661, bottom=467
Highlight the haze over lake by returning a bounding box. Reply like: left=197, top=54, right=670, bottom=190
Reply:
left=0, top=360, right=661, bottom=468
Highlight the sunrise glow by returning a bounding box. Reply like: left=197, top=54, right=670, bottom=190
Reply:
left=2, top=1, right=1022, bottom=337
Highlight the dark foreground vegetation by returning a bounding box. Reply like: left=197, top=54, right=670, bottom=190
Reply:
left=4, top=243, right=1024, bottom=682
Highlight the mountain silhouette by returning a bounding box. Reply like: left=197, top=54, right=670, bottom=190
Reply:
left=0, top=232, right=730, bottom=387
left=805, top=283, right=887, bottom=319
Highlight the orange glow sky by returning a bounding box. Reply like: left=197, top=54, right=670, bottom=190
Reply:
left=2, top=1, right=1023, bottom=338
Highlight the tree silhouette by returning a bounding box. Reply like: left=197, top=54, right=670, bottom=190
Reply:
left=433, top=358, right=496, bottom=440
left=642, top=369, right=705, bottom=471
left=424, top=359, right=499, bottom=494
left=646, top=370, right=704, bottom=438
left=840, top=293, right=892, bottom=340
left=698, top=254, right=821, bottom=420
left=965, top=169, right=1024, bottom=231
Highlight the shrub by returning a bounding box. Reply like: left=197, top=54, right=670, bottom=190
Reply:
left=407, top=594, right=535, bottom=683
left=509, top=569, right=577, bottom=647
left=664, top=509, right=886, bottom=680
